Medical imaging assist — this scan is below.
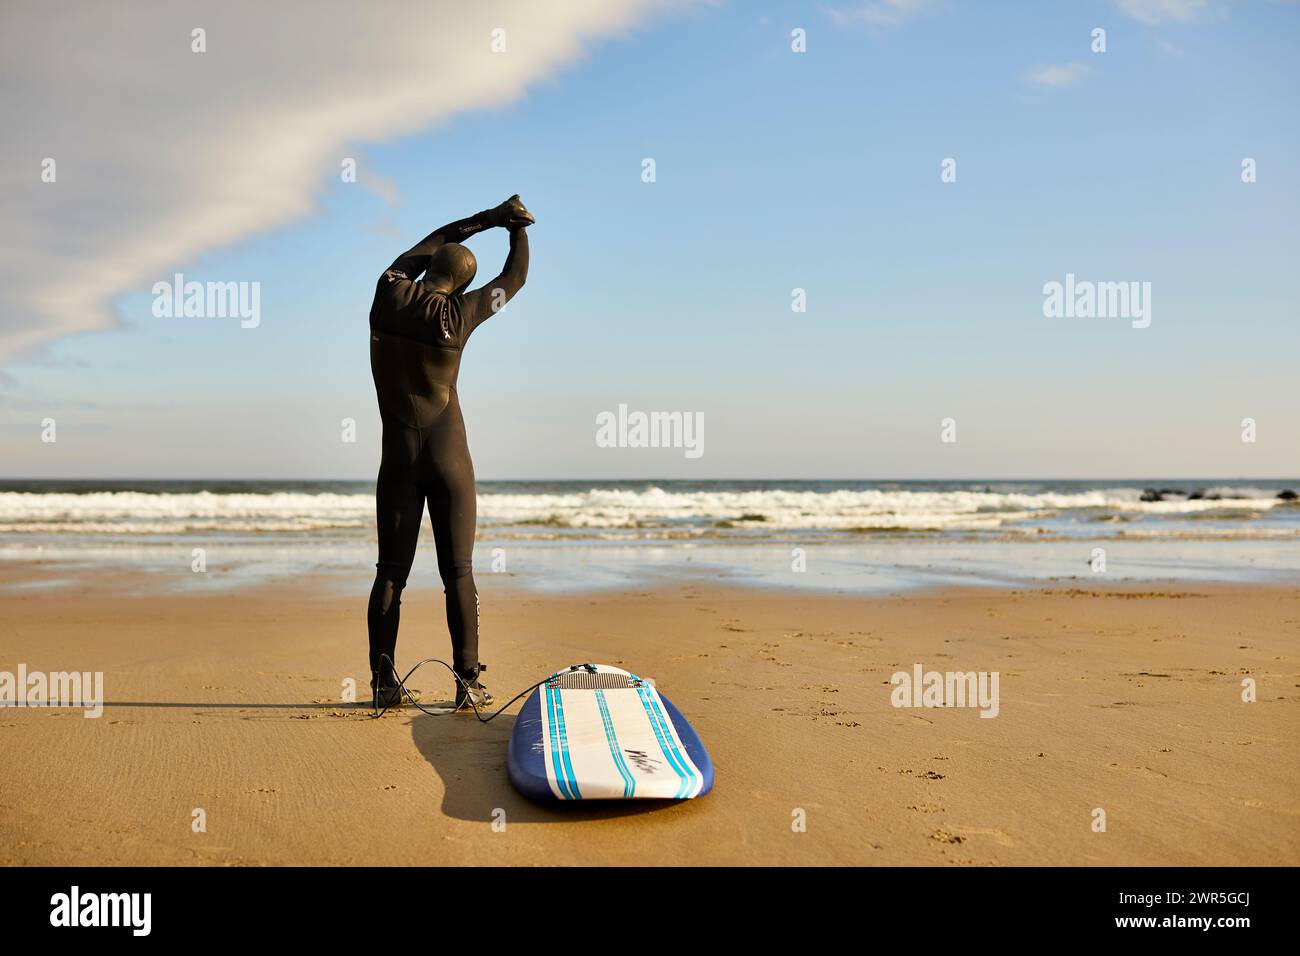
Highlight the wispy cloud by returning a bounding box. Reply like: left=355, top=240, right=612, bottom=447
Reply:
left=1025, top=63, right=1091, bottom=87
left=827, top=0, right=929, bottom=27
left=0, top=0, right=696, bottom=361
left=1115, top=0, right=1210, bottom=24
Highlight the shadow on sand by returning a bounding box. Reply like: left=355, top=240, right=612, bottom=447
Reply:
left=408, top=706, right=682, bottom=823
left=56, top=699, right=681, bottom=823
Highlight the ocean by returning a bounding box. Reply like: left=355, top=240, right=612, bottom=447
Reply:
left=2, top=479, right=1297, bottom=593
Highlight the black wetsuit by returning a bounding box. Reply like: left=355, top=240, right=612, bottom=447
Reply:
left=367, top=213, right=529, bottom=682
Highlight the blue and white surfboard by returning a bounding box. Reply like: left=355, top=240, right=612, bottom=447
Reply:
left=507, top=664, right=714, bottom=801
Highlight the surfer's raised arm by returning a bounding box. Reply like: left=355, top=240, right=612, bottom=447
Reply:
left=385, top=196, right=533, bottom=280
left=385, top=212, right=492, bottom=281
left=465, top=226, right=530, bottom=330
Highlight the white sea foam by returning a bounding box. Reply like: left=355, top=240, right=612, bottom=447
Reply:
left=0, top=492, right=368, bottom=533
left=0, top=487, right=1287, bottom=536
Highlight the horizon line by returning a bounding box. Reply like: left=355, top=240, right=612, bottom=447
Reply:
left=2, top=476, right=1298, bottom=485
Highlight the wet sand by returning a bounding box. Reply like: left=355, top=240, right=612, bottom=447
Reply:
left=1, top=571, right=1297, bottom=865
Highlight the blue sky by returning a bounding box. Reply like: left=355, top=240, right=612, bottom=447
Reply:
left=3, top=0, right=1297, bottom=479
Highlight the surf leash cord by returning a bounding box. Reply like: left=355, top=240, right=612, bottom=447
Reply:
left=372, top=655, right=597, bottom=722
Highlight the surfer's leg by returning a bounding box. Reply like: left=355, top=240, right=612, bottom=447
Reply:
left=427, top=431, right=480, bottom=680
left=368, top=452, right=423, bottom=681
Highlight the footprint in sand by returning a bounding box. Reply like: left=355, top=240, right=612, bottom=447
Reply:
left=1108, top=763, right=1169, bottom=778
left=899, top=769, right=945, bottom=780
left=952, top=826, right=1016, bottom=847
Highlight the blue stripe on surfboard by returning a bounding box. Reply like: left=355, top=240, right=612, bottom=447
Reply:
left=544, top=685, right=577, bottom=799
left=629, top=676, right=691, bottom=798
left=594, top=691, right=635, bottom=798
left=644, top=687, right=699, bottom=797
left=548, top=684, right=581, bottom=800
left=637, top=687, right=689, bottom=798
left=630, top=672, right=713, bottom=798
left=644, top=686, right=696, bottom=801
left=635, top=685, right=694, bottom=798
left=594, top=689, right=636, bottom=797
left=555, top=686, right=581, bottom=799
left=541, top=685, right=567, bottom=799
left=658, top=692, right=714, bottom=797
left=549, top=684, right=580, bottom=800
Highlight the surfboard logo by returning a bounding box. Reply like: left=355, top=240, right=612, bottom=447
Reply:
left=623, top=748, right=662, bottom=774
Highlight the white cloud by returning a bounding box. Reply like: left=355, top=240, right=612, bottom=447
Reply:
left=0, top=0, right=694, bottom=360
left=828, top=0, right=929, bottom=27
left=1115, top=0, right=1209, bottom=24
left=1025, top=63, right=1091, bottom=87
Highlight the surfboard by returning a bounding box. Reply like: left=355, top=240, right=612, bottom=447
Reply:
left=507, top=664, right=714, bottom=801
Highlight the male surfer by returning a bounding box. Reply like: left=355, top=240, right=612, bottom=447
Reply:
left=367, top=195, right=534, bottom=708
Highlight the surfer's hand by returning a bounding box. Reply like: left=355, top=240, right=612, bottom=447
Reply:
left=490, top=194, right=535, bottom=229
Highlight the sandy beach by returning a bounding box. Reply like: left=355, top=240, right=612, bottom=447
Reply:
left=2, top=571, right=1296, bottom=866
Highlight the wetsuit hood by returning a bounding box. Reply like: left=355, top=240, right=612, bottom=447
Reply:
left=426, top=243, right=477, bottom=294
